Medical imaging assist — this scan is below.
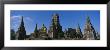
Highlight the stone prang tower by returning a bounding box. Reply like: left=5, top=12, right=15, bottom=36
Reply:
left=48, top=13, right=63, bottom=39
left=16, top=16, right=26, bottom=40
left=83, top=16, right=97, bottom=40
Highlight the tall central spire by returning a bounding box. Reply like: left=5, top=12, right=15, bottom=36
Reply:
left=16, top=16, right=26, bottom=40
left=21, top=16, right=24, bottom=26
left=86, top=16, right=91, bottom=25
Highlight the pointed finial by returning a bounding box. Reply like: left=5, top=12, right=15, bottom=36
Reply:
left=34, top=23, right=38, bottom=33
left=36, top=23, right=37, bottom=26
left=87, top=16, right=90, bottom=19
left=77, top=23, right=80, bottom=29
left=20, top=16, right=24, bottom=26
left=78, top=23, right=79, bottom=26
left=86, top=16, right=90, bottom=23
left=21, top=16, right=23, bottom=21
left=53, top=13, right=59, bottom=16
left=43, top=24, right=44, bottom=26
left=21, top=16, right=24, bottom=23
left=35, top=23, right=37, bottom=28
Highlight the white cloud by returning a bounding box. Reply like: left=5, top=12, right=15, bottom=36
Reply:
left=11, top=15, right=21, bottom=30
left=11, top=15, right=33, bottom=22
left=25, top=17, right=33, bottom=22
left=11, top=15, right=33, bottom=31
left=11, top=15, right=21, bottom=19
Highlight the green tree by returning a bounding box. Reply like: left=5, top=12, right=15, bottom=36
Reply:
left=11, top=29, right=15, bottom=40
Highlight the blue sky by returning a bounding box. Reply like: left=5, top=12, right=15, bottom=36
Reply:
left=10, top=10, right=100, bottom=35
